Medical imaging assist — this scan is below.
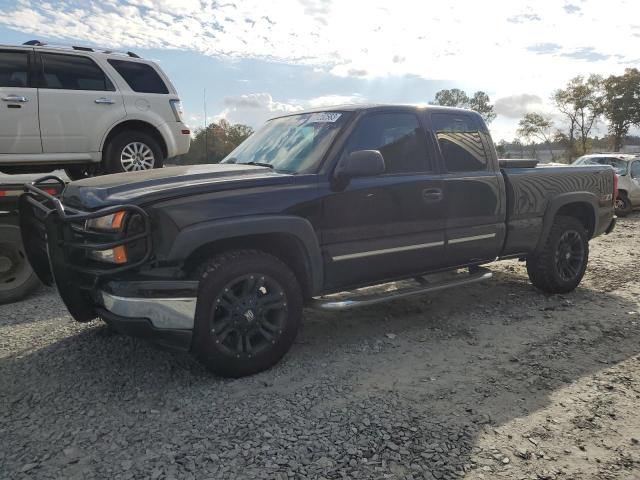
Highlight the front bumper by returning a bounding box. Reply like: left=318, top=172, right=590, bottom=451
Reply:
left=98, top=307, right=192, bottom=352
left=98, top=290, right=196, bottom=330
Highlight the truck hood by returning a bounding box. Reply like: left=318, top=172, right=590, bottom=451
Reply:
left=62, top=164, right=293, bottom=209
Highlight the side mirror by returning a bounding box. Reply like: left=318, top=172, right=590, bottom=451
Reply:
left=335, top=150, right=385, bottom=180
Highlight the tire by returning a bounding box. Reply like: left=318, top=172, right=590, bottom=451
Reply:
left=526, top=216, right=589, bottom=294
left=615, top=192, right=632, bottom=217
left=103, top=131, right=164, bottom=174
left=64, top=164, right=102, bottom=181
left=0, top=225, right=41, bottom=304
left=192, top=249, right=303, bottom=378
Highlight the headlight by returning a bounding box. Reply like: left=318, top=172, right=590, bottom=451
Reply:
left=88, top=246, right=128, bottom=264
left=170, top=99, right=184, bottom=122
left=85, top=211, right=127, bottom=232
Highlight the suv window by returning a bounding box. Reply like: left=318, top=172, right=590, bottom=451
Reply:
left=108, top=60, right=169, bottom=94
left=343, top=113, right=430, bottom=173
left=0, top=50, right=29, bottom=88
left=40, top=53, right=114, bottom=91
left=631, top=161, right=640, bottom=179
left=432, top=113, right=488, bottom=172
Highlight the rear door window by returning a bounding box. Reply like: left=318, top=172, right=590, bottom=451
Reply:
left=40, top=53, right=114, bottom=91
left=0, top=50, right=30, bottom=88
left=432, top=113, right=489, bottom=172
left=108, top=60, right=169, bottom=94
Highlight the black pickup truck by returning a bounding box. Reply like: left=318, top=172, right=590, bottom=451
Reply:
left=20, top=105, right=617, bottom=377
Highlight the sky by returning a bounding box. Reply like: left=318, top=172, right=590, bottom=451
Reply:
left=1, top=0, right=639, bottom=141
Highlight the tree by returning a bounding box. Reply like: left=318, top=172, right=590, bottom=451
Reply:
left=468, top=91, right=497, bottom=123
left=432, top=89, right=497, bottom=123
left=516, top=113, right=555, bottom=159
left=601, top=68, right=640, bottom=151
left=551, top=75, right=603, bottom=157
left=180, top=119, right=253, bottom=165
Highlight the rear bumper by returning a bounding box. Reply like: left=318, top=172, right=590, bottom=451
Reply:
left=158, top=121, right=191, bottom=158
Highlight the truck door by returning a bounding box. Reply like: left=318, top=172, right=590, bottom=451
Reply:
left=430, top=112, right=505, bottom=265
left=36, top=52, right=125, bottom=155
left=321, top=111, right=446, bottom=289
left=0, top=48, right=41, bottom=154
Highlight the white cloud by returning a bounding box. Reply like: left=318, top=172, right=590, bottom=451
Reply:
left=215, top=93, right=367, bottom=128
left=494, top=94, right=546, bottom=119
left=216, top=93, right=303, bottom=127
left=2, top=0, right=638, bottom=94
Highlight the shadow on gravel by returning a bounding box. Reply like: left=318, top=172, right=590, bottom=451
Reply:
left=1, top=266, right=638, bottom=479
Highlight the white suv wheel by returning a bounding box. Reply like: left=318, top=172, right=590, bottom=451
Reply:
left=120, top=142, right=155, bottom=171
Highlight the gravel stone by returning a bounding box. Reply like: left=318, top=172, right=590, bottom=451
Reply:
left=2, top=214, right=640, bottom=479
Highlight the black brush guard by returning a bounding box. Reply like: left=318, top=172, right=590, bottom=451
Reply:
left=19, top=175, right=152, bottom=321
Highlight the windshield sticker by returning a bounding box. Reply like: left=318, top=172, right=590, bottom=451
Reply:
left=306, top=112, right=342, bottom=123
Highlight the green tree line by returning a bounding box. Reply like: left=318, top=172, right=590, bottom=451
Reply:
left=176, top=119, right=254, bottom=165
left=516, top=69, right=640, bottom=161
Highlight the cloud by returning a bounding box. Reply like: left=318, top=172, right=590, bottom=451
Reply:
left=305, top=94, right=367, bottom=108
left=560, top=46, right=611, bottom=61
left=218, top=93, right=302, bottom=126
left=494, top=94, right=544, bottom=119
left=216, top=92, right=367, bottom=127
left=508, top=12, right=542, bottom=23
left=563, top=4, right=582, bottom=14
left=0, top=0, right=638, bottom=92
left=527, top=43, right=562, bottom=54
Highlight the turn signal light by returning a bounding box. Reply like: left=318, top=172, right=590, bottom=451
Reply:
left=89, top=245, right=128, bottom=264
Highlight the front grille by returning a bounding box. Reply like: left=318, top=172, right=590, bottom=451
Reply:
left=20, top=175, right=152, bottom=278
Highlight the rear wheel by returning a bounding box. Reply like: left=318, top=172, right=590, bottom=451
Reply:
left=103, top=131, right=164, bottom=174
left=615, top=192, right=632, bottom=217
left=0, top=225, right=41, bottom=304
left=526, top=216, right=589, bottom=294
left=192, top=250, right=303, bottom=378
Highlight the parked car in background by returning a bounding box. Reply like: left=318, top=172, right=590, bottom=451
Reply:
left=21, top=105, right=616, bottom=377
left=0, top=41, right=190, bottom=179
left=572, top=154, right=640, bottom=216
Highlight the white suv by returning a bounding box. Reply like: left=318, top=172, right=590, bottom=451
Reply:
left=0, top=41, right=190, bottom=179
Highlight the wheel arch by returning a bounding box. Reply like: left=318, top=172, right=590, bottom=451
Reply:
left=169, top=216, right=324, bottom=298
left=101, top=120, right=168, bottom=160
left=536, top=193, right=598, bottom=252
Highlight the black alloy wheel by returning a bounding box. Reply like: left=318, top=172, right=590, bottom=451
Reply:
left=209, top=274, right=288, bottom=358
left=554, top=230, right=586, bottom=282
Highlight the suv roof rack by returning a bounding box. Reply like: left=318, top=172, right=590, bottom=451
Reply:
left=22, top=40, right=140, bottom=58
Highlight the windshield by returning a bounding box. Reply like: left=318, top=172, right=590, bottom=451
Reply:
left=221, top=111, right=351, bottom=173
left=573, top=155, right=629, bottom=175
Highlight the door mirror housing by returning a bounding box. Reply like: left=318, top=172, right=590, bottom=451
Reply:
left=335, top=150, right=386, bottom=180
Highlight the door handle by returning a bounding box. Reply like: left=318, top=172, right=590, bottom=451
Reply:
left=94, top=97, right=115, bottom=105
left=422, top=188, right=443, bottom=201
left=2, top=95, right=29, bottom=103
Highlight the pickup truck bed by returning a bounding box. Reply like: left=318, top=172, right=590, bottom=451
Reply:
left=19, top=104, right=616, bottom=377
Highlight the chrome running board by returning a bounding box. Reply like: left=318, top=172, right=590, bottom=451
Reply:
left=310, top=267, right=492, bottom=311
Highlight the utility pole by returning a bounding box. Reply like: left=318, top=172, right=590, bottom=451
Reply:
left=203, top=88, right=208, bottom=163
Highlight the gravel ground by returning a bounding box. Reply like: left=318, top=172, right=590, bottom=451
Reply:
left=1, top=214, right=639, bottom=480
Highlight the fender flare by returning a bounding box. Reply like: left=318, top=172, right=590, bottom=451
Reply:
left=535, top=192, right=599, bottom=251
left=167, top=215, right=324, bottom=294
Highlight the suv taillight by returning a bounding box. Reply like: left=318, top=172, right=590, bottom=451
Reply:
left=613, top=173, right=619, bottom=206
left=170, top=99, right=184, bottom=122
